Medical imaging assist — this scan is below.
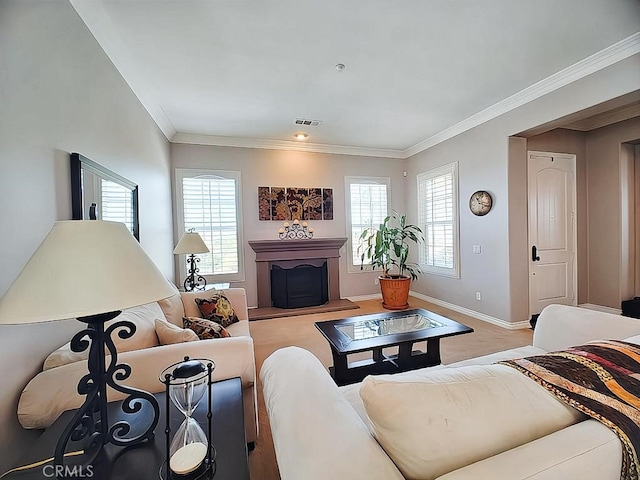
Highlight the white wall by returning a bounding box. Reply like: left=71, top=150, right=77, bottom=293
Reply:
left=406, top=53, right=640, bottom=324
left=0, top=0, right=173, bottom=467
left=170, top=144, right=405, bottom=306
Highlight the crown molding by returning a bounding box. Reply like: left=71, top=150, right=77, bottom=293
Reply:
left=171, top=133, right=406, bottom=159
left=403, top=32, right=640, bottom=158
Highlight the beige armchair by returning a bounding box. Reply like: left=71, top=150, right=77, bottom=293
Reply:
left=17, top=287, right=258, bottom=444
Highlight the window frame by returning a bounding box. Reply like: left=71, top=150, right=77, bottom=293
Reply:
left=417, top=162, right=460, bottom=278
left=345, top=175, right=391, bottom=274
left=174, top=168, right=245, bottom=285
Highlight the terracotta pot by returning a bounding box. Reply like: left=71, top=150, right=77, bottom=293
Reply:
left=378, top=275, right=411, bottom=310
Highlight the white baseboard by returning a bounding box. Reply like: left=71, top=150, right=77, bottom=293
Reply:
left=346, top=293, right=383, bottom=302
left=409, top=291, right=531, bottom=330
left=578, top=303, right=622, bottom=315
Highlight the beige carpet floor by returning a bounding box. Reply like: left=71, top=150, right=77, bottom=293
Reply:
left=246, top=296, right=533, bottom=480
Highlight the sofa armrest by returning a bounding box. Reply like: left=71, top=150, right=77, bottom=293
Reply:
left=533, top=304, right=640, bottom=352
left=260, top=347, right=404, bottom=480
left=19, top=337, right=255, bottom=430
left=181, top=288, right=249, bottom=321
left=436, top=420, right=621, bottom=480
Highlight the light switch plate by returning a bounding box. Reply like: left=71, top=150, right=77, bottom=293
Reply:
left=472, top=245, right=481, bottom=254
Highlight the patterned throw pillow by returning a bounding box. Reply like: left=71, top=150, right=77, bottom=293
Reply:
left=183, top=316, right=232, bottom=340
left=194, top=293, right=239, bottom=327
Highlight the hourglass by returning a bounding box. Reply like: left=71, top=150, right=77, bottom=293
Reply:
left=160, top=357, right=216, bottom=479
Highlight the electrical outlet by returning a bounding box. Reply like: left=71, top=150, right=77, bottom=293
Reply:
left=374, top=277, right=379, bottom=285
left=472, top=245, right=481, bottom=254
left=475, top=291, right=482, bottom=301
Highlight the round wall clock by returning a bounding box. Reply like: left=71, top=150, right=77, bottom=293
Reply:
left=469, top=190, right=493, bottom=216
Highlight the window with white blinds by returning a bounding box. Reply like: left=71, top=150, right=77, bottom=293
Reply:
left=345, top=176, right=390, bottom=270
left=417, top=163, right=459, bottom=277
left=175, top=169, right=244, bottom=283
left=100, top=179, right=134, bottom=233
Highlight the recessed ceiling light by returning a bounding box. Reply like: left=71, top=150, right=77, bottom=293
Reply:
left=335, top=63, right=346, bottom=72
left=294, top=133, right=308, bottom=141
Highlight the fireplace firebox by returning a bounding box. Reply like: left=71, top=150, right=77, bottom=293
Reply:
left=248, top=238, right=348, bottom=309
left=271, top=262, right=328, bottom=309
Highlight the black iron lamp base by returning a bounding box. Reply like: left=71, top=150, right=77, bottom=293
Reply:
left=54, top=311, right=160, bottom=476
left=183, top=254, right=207, bottom=292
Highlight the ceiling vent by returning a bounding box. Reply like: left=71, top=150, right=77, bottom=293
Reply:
left=295, top=118, right=322, bottom=127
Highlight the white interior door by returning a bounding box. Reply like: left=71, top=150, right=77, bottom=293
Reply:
left=528, top=151, right=576, bottom=316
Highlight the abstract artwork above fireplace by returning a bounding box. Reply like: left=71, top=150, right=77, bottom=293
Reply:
left=258, top=186, right=333, bottom=221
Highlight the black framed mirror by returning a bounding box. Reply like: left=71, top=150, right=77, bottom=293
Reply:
left=70, top=152, right=140, bottom=240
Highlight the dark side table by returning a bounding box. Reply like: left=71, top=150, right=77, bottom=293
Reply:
left=5, top=377, right=249, bottom=480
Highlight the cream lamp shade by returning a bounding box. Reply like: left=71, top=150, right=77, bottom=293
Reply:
left=0, top=220, right=176, bottom=324
left=173, top=232, right=210, bottom=255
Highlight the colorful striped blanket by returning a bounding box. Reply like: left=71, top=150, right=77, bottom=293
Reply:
left=501, top=340, right=640, bottom=480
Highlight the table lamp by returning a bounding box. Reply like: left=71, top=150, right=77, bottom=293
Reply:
left=0, top=220, right=176, bottom=471
left=173, top=230, right=210, bottom=291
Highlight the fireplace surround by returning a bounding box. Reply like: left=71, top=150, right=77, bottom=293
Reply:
left=248, top=238, right=347, bottom=309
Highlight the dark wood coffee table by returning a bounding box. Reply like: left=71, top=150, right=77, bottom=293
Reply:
left=315, top=308, right=473, bottom=386
left=5, top=377, right=249, bottom=480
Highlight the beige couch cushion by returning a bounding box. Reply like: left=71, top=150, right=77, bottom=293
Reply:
left=340, top=345, right=546, bottom=430
left=437, top=420, right=622, bottom=480
left=534, top=304, right=640, bottom=351
left=43, top=302, right=163, bottom=370
left=359, top=364, right=584, bottom=480
left=155, top=318, right=198, bottom=345
left=157, top=292, right=186, bottom=327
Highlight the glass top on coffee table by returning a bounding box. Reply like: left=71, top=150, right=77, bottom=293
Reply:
left=335, top=310, right=445, bottom=341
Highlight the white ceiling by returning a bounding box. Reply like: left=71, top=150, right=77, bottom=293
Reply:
left=71, top=0, right=640, bottom=156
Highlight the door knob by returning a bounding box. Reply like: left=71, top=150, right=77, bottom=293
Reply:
left=531, top=245, right=540, bottom=262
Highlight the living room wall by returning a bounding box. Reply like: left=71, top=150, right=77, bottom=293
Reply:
left=585, top=116, right=640, bottom=309
left=0, top=1, right=173, bottom=467
left=170, top=144, right=406, bottom=306
left=405, top=53, right=640, bottom=325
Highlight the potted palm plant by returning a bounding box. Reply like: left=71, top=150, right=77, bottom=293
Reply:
left=359, top=211, right=423, bottom=310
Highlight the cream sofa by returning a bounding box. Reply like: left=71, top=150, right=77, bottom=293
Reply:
left=261, top=305, right=640, bottom=480
left=18, top=287, right=258, bottom=444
